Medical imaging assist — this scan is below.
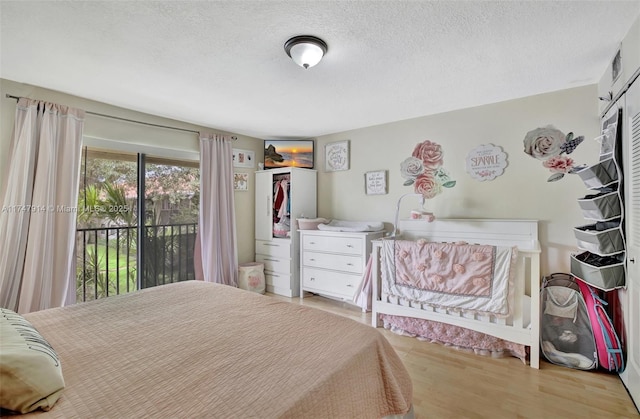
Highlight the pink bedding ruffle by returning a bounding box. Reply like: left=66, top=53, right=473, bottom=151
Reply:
left=382, top=314, right=527, bottom=363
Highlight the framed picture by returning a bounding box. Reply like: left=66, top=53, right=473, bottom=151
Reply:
left=234, top=172, right=249, bottom=191
left=365, top=170, right=387, bottom=195
left=264, top=139, right=314, bottom=169
left=325, top=140, right=350, bottom=172
left=233, top=148, right=255, bottom=168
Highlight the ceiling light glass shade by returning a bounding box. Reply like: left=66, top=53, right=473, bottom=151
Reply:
left=284, top=36, right=328, bottom=69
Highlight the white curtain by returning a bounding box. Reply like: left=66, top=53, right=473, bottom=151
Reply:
left=0, top=98, right=85, bottom=313
left=196, top=133, right=238, bottom=285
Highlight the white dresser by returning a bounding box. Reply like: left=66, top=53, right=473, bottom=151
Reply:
left=299, top=230, right=384, bottom=305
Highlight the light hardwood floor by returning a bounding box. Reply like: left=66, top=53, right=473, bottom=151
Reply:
left=269, top=292, right=639, bottom=418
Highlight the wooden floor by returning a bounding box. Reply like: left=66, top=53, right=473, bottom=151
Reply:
left=270, top=292, right=639, bottom=418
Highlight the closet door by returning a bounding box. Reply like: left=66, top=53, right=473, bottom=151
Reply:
left=254, top=171, right=273, bottom=241
left=623, top=78, right=640, bottom=406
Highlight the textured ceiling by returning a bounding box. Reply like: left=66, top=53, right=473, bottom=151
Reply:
left=1, top=1, right=639, bottom=139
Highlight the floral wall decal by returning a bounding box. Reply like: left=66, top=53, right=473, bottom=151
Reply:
left=522, top=125, right=585, bottom=182
left=400, top=140, right=456, bottom=199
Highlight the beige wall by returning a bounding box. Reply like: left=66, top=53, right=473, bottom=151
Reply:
left=315, top=85, right=601, bottom=276
left=0, top=78, right=261, bottom=263
left=1, top=78, right=604, bottom=275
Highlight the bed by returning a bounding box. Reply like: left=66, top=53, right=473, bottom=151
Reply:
left=2, top=281, right=413, bottom=417
left=371, top=219, right=541, bottom=368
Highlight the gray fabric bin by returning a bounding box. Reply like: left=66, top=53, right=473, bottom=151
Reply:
left=570, top=251, right=625, bottom=291
left=573, top=221, right=625, bottom=256
left=576, top=158, right=618, bottom=189
left=577, top=191, right=621, bottom=221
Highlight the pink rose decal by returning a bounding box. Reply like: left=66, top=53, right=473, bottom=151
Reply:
left=414, top=172, right=442, bottom=199
left=453, top=264, right=465, bottom=274
left=412, top=140, right=443, bottom=171
left=401, top=139, right=455, bottom=205
left=543, top=156, right=575, bottom=173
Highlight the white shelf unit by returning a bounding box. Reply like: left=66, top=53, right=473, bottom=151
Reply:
left=255, top=167, right=317, bottom=297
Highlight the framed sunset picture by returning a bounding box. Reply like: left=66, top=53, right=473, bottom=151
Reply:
left=264, top=139, right=314, bottom=169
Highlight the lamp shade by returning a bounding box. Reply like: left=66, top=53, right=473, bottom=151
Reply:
left=284, top=36, right=328, bottom=69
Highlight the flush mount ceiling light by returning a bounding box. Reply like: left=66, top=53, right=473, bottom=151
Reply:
left=284, top=35, right=328, bottom=69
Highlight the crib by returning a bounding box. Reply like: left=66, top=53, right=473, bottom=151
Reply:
left=371, top=218, right=541, bottom=368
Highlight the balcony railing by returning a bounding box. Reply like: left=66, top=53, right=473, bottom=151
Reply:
left=76, top=223, right=197, bottom=302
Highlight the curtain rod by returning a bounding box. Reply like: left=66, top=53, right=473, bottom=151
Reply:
left=5, top=94, right=237, bottom=140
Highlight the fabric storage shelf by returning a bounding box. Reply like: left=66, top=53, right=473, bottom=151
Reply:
left=575, top=158, right=618, bottom=189
left=573, top=220, right=625, bottom=256
left=577, top=190, right=621, bottom=221
left=570, top=251, right=625, bottom=291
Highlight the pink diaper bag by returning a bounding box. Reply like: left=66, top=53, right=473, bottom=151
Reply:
left=575, top=277, right=625, bottom=372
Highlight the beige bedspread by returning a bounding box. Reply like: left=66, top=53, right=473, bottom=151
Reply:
left=21, top=281, right=412, bottom=418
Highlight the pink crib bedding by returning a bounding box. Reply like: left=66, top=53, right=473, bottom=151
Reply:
left=382, top=314, right=527, bottom=363
left=381, top=239, right=518, bottom=316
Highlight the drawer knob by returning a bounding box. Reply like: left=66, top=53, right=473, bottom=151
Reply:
left=346, top=284, right=354, bottom=288
left=309, top=258, right=316, bottom=261
left=346, top=244, right=354, bottom=248
left=346, top=263, right=353, bottom=266
left=309, top=241, right=316, bottom=244
left=310, top=277, right=315, bottom=281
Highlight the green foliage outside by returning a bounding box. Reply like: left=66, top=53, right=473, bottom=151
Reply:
left=76, top=155, right=200, bottom=301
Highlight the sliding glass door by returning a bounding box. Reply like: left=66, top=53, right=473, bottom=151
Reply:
left=76, top=148, right=199, bottom=301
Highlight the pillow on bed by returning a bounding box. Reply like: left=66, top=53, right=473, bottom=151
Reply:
left=0, top=308, right=65, bottom=414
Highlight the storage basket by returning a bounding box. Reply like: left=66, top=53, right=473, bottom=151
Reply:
left=577, top=190, right=621, bottom=221
left=573, top=220, right=625, bottom=256
left=570, top=251, right=625, bottom=291
left=575, top=158, right=618, bottom=189
left=238, top=262, right=266, bottom=294
left=297, top=217, right=330, bottom=230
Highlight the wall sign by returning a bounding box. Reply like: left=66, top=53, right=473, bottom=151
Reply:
left=365, top=170, right=387, bottom=195
left=325, top=140, right=350, bottom=172
left=466, top=144, right=508, bottom=181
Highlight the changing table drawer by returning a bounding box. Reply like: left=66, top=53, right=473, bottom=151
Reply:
left=302, top=267, right=359, bottom=300
left=302, top=234, right=364, bottom=255
left=302, top=251, right=363, bottom=274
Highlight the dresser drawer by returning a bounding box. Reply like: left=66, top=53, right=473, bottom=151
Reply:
left=302, top=235, right=363, bottom=255
left=255, top=239, right=291, bottom=258
left=302, top=251, right=363, bottom=274
left=256, top=254, right=291, bottom=274
left=302, top=267, right=359, bottom=299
